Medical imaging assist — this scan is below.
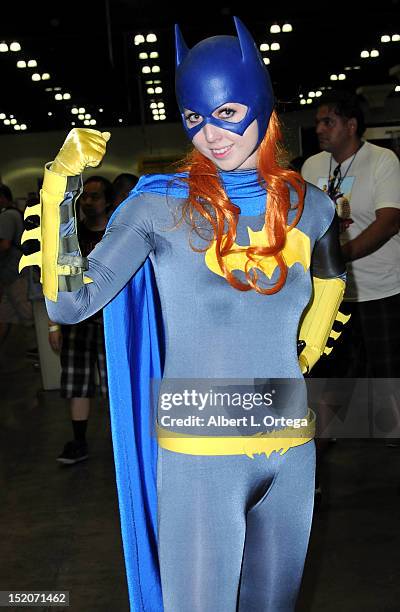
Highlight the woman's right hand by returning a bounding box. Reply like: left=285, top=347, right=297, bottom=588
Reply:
left=50, top=128, right=111, bottom=177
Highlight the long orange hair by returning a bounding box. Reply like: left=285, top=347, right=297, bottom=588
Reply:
left=176, top=110, right=305, bottom=294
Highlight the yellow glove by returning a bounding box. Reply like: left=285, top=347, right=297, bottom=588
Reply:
left=50, top=128, right=111, bottom=176
left=298, top=276, right=350, bottom=374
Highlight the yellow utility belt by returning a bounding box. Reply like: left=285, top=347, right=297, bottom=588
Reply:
left=157, top=411, right=315, bottom=458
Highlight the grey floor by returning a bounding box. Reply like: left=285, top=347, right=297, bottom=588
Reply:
left=1, top=324, right=399, bottom=612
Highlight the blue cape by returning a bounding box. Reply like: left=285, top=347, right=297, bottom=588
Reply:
left=102, top=175, right=188, bottom=611
left=103, top=261, right=163, bottom=611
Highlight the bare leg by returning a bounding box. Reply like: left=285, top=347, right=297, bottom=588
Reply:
left=70, top=397, right=91, bottom=421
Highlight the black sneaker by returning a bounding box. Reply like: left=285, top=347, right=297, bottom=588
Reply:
left=57, top=440, right=89, bottom=465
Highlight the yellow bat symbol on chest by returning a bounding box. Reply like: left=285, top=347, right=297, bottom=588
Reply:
left=205, top=225, right=310, bottom=278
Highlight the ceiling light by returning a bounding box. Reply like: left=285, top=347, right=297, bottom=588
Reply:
left=48, top=112, right=52, bottom=116
left=270, top=42, right=280, bottom=51
left=84, top=113, right=91, bottom=119
left=308, top=91, right=316, bottom=97
left=282, top=23, right=293, bottom=33
left=4, top=119, right=10, bottom=125
left=145, top=80, right=153, bottom=85
left=270, top=24, right=281, bottom=34
left=71, top=108, right=78, bottom=114
left=142, top=66, right=151, bottom=73
left=150, top=102, right=157, bottom=109
left=330, top=74, right=338, bottom=80
left=0, top=113, right=5, bottom=120
left=63, top=93, right=71, bottom=100
left=78, top=114, right=84, bottom=120
left=55, top=93, right=62, bottom=100
left=27, top=59, right=37, bottom=67
left=134, top=35, right=145, bottom=45
left=14, top=125, right=21, bottom=130
left=157, top=102, right=164, bottom=108
left=118, top=118, right=123, bottom=123
left=41, top=73, right=50, bottom=80
left=139, top=52, right=148, bottom=59
left=147, top=87, right=155, bottom=94
left=370, top=49, right=379, bottom=57
left=10, top=42, right=21, bottom=52
left=84, top=120, right=90, bottom=126
left=152, top=109, right=159, bottom=114
left=45, top=87, right=53, bottom=92
left=90, top=119, right=96, bottom=125
left=263, top=57, right=270, bottom=65
left=159, top=115, right=166, bottom=121
left=0, top=43, right=9, bottom=52
left=153, top=115, right=160, bottom=121
left=146, top=34, right=157, bottom=43
left=54, top=86, right=61, bottom=91
left=154, top=80, right=161, bottom=84
left=71, top=121, right=76, bottom=126
left=17, top=60, right=26, bottom=68
left=78, top=107, right=85, bottom=113
left=20, top=124, right=27, bottom=130
left=155, top=86, right=163, bottom=94
left=98, top=108, right=103, bottom=112
left=32, top=73, right=41, bottom=81
left=260, top=43, right=269, bottom=51
left=152, top=65, right=160, bottom=73
left=10, top=118, right=17, bottom=124
left=150, top=51, right=159, bottom=59
left=381, top=35, right=391, bottom=43
left=395, top=85, right=400, bottom=92
left=392, top=34, right=400, bottom=42
left=306, top=98, right=312, bottom=104
left=300, top=99, right=306, bottom=105
left=338, top=73, right=346, bottom=80
left=316, top=90, right=322, bottom=97
left=299, top=94, right=303, bottom=98
left=360, top=50, right=370, bottom=58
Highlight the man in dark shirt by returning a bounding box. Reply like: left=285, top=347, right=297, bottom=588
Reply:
left=49, top=176, right=112, bottom=464
left=111, top=172, right=139, bottom=213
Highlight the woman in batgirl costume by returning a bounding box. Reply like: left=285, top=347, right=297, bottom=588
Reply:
left=21, top=17, right=347, bottom=612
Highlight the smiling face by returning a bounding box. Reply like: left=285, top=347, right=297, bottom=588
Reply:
left=186, top=102, right=259, bottom=171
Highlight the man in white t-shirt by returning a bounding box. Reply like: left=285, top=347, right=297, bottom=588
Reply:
left=302, top=91, right=400, bottom=379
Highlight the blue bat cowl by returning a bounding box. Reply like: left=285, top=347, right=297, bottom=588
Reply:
left=175, top=16, right=274, bottom=147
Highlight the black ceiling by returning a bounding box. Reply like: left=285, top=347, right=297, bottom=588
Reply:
left=1, top=0, right=399, bottom=133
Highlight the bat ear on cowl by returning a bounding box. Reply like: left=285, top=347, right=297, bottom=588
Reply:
left=175, top=24, right=190, bottom=67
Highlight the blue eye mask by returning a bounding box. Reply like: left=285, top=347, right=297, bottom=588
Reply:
left=175, top=16, right=274, bottom=146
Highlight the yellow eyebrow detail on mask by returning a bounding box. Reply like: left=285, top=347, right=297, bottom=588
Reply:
left=204, top=225, right=310, bottom=278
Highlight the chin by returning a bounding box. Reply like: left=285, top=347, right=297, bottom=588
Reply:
left=214, top=161, right=240, bottom=171
left=210, top=156, right=247, bottom=172
left=318, top=141, right=331, bottom=152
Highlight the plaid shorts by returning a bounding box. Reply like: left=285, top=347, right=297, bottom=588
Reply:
left=312, top=292, right=400, bottom=378
left=60, top=320, right=108, bottom=398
